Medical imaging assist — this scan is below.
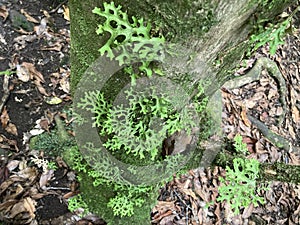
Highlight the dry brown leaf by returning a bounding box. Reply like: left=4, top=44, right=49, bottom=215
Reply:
left=39, top=169, right=54, bottom=189
left=241, top=106, right=251, bottom=127
left=63, top=5, right=70, bottom=21
left=152, top=201, right=176, bottom=223
left=197, top=207, right=203, bottom=224
left=289, top=152, right=300, bottom=165
left=5, top=122, right=18, bottom=136
left=17, top=62, right=48, bottom=95
left=267, top=88, right=277, bottom=100
left=0, top=5, right=8, bottom=21
left=292, top=106, right=300, bottom=124
left=290, top=87, right=298, bottom=105
left=0, top=107, right=9, bottom=128
left=17, top=167, right=38, bottom=182
left=20, top=9, right=39, bottom=23
left=21, top=62, right=44, bottom=82
left=9, top=197, right=36, bottom=222
left=159, top=214, right=175, bottom=225
left=23, top=197, right=36, bottom=218
left=288, top=122, right=296, bottom=139
left=214, top=202, right=221, bottom=223
left=39, top=118, right=49, bottom=132
left=9, top=184, right=24, bottom=199
left=33, top=79, right=48, bottom=96
left=59, top=73, right=70, bottom=93
left=6, top=160, right=20, bottom=172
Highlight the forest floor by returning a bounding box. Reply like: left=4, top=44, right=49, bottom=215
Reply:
left=0, top=1, right=299, bottom=225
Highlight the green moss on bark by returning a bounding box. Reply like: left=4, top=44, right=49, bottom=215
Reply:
left=79, top=172, right=159, bottom=225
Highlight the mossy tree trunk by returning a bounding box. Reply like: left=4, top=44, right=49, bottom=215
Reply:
left=69, top=0, right=297, bottom=224
left=69, top=0, right=294, bottom=92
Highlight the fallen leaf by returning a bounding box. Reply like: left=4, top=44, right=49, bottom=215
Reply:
left=45, top=96, right=62, bottom=105
left=39, top=169, right=54, bottom=189
left=289, top=152, right=300, bottom=165
left=39, top=118, right=49, bottom=132
left=1, top=107, right=9, bottom=128
left=63, top=5, right=70, bottom=21
left=159, top=215, right=175, bottom=225
left=0, top=5, right=8, bottom=21
left=241, top=106, right=251, bottom=127
left=5, top=122, right=18, bottom=136
left=59, top=72, right=70, bottom=93
left=20, top=9, right=39, bottom=23
left=292, top=106, right=300, bottom=123
left=17, top=62, right=49, bottom=96
left=6, top=160, right=20, bottom=172
left=21, top=62, right=44, bottom=82
left=288, top=122, right=296, bottom=139
left=34, top=79, right=48, bottom=96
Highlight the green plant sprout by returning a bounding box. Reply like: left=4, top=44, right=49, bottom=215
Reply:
left=247, top=6, right=299, bottom=56
left=0, top=69, right=14, bottom=76
left=67, top=194, right=89, bottom=217
left=217, top=157, right=265, bottom=215
left=93, top=2, right=165, bottom=84
left=233, top=134, right=248, bottom=155
left=47, top=161, right=58, bottom=170
left=65, top=145, right=153, bottom=218
left=78, top=87, right=196, bottom=161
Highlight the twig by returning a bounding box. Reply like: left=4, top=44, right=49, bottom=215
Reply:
left=0, top=74, right=10, bottom=113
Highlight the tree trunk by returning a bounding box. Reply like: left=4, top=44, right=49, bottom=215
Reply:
left=69, top=0, right=294, bottom=92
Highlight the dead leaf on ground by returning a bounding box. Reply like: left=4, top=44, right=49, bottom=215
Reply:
left=291, top=106, right=300, bottom=124
left=1, top=107, right=9, bottom=128
left=39, top=169, right=54, bottom=189
left=6, top=160, right=20, bottom=172
left=16, top=63, right=30, bottom=82
left=241, top=106, right=251, bottom=127
left=63, top=5, right=70, bottom=21
left=16, top=62, right=49, bottom=96
left=0, top=107, right=18, bottom=136
left=14, top=35, right=37, bottom=50
left=5, top=122, right=18, bottom=136
left=20, top=9, right=39, bottom=23
left=0, top=5, right=8, bottom=21
left=289, top=152, right=300, bottom=165
left=0, top=135, right=18, bottom=152
left=0, top=197, right=37, bottom=224
left=152, top=201, right=176, bottom=223
left=59, top=72, right=70, bottom=93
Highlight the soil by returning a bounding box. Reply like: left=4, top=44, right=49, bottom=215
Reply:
left=0, top=1, right=299, bottom=225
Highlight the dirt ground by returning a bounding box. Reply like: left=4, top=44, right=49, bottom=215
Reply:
left=0, top=1, right=299, bottom=225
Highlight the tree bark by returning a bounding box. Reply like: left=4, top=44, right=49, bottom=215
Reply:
left=69, top=0, right=294, bottom=92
